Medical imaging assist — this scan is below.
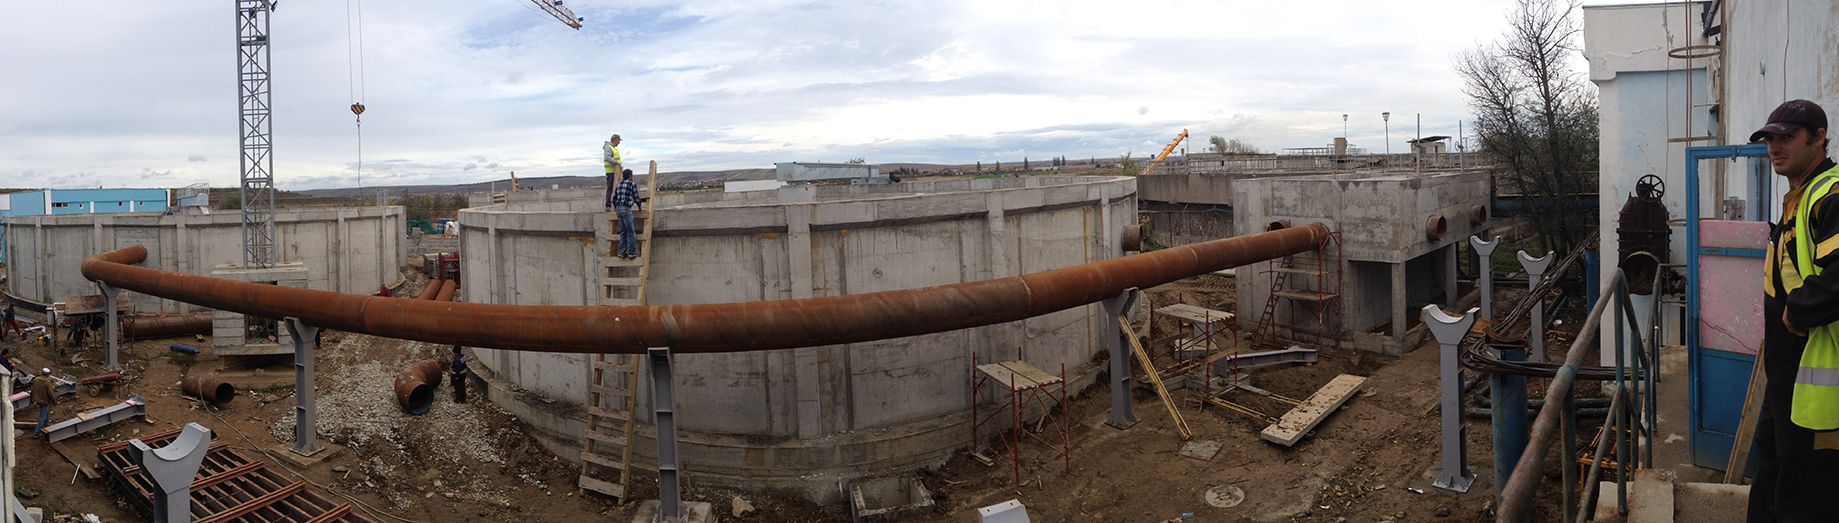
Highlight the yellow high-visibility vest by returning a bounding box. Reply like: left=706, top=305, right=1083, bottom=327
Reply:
left=603, top=143, right=621, bottom=174
left=1790, top=164, right=1839, bottom=430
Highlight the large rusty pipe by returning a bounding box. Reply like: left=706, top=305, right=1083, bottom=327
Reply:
left=433, top=279, right=457, bottom=302
left=395, top=359, right=444, bottom=414
left=414, top=280, right=444, bottom=301
left=82, top=223, right=1327, bottom=354
left=180, top=375, right=236, bottom=406
left=122, top=313, right=213, bottom=339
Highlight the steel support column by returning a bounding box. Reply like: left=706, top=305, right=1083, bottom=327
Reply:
left=99, top=282, right=121, bottom=371
left=1425, top=304, right=1478, bottom=493
left=649, top=347, right=682, bottom=522
left=128, top=423, right=212, bottom=523
left=1101, top=289, right=1140, bottom=429
left=1471, top=235, right=1500, bottom=320
left=284, top=318, right=321, bottom=456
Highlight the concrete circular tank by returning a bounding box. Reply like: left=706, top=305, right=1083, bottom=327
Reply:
left=458, top=176, right=1137, bottom=499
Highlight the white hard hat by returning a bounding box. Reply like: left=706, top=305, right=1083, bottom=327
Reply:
left=41, top=368, right=50, bottom=375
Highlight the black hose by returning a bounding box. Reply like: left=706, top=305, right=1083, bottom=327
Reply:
left=1473, top=388, right=1613, bottom=408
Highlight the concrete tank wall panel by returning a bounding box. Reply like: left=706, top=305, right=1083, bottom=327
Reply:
left=4, top=207, right=406, bottom=313
left=458, top=176, right=1135, bottom=497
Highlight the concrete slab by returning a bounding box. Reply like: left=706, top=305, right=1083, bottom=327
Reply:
left=1178, top=439, right=1222, bottom=461
left=266, top=442, right=343, bottom=469
left=629, top=500, right=715, bottom=523
left=1674, top=482, right=1748, bottom=522
left=1627, top=469, right=1676, bottom=523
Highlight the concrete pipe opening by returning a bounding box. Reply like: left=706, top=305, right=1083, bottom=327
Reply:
left=180, top=376, right=236, bottom=406
left=1267, top=220, right=1292, bottom=231
left=395, top=359, right=444, bottom=415
left=1470, top=204, right=1489, bottom=226
left=1121, top=224, right=1144, bottom=251
left=1426, top=215, right=1448, bottom=241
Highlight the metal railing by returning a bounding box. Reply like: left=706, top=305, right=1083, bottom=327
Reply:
left=1497, top=260, right=1666, bottom=523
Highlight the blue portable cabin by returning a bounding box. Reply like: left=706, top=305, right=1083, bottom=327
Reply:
left=1, top=188, right=171, bottom=263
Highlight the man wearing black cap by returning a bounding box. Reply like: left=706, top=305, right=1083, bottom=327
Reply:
left=1750, top=99, right=1839, bottom=522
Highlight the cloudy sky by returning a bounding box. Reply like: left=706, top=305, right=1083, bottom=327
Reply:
left=2, top=0, right=1577, bottom=191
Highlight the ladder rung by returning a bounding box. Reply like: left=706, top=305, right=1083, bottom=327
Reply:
left=591, top=384, right=635, bottom=398
left=1272, top=267, right=1328, bottom=275
left=603, top=257, right=646, bottom=268
left=584, top=429, right=629, bottom=447
left=602, top=277, right=644, bottom=287
left=587, top=405, right=632, bottom=422
left=600, top=298, right=642, bottom=306
left=578, top=474, right=626, bottom=498
left=580, top=451, right=628, bottom=470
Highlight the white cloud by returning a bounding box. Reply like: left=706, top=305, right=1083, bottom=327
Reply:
left=0, top=0, right=1553, bottom=190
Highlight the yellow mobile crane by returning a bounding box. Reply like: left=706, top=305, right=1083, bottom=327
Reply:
left=1137, top=129, right=1189, bottom=175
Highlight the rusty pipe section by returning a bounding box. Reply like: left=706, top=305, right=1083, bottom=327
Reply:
left=395, top=359, right=444, bottom=414
left=180, top=375, right=235, bottom=406
left=81, top=223, right=1327, bottom=355
left=414, top=280, right=444, bottom=301
left=123, top=313, right=213, bottom=339
left=433, top=279, right=457, bottom=302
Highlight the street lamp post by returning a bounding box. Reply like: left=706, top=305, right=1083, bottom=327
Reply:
left=1382, top=112, right=1392, bottom=165
left=1343, top=114, right=1349, bottom=147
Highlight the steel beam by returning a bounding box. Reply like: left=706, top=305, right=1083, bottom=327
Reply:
left=648, top=347, right=682, bottom=522
left=47, top=394, right=147, bottom=443
left=1101, top=289, right=1140, bottom=429
left=284, top=319, right=320, bottom=456
left=100, top=282, right=120, bottom=371
left=1425, top=305, right=1478, bottom=493
left=128, top=423, right=213, bottom=523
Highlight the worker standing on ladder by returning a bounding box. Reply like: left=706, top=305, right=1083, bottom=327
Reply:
left=1750, top=99, right=1839, bottom=523
left=613, top=169, right=641, bottom=259
left=602, top=134, right=623, bottom=210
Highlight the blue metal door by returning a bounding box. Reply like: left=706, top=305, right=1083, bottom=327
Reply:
left=1684, top=144, right=1769, bottom=471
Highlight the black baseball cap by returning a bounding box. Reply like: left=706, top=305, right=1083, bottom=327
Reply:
left=1750, top=99, right=1829, bottom=143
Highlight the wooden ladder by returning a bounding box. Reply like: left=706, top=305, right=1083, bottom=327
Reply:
left=578, top=160, right=659, bottom=501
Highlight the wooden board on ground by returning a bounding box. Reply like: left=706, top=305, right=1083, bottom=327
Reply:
left=1259, top=374, right=1367, bottom=447
left=1154, top=304, right=1234, bottom=325
left=61, top=295, right=132, bottom=315
left=49, top=440, right=101, bottom=480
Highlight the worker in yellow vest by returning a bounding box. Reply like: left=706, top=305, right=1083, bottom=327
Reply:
left=1751, top=99, right=1839, bottom=522
left=603, top=134, right=623, bottom=210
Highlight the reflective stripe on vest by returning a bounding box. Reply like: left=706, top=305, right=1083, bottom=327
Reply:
left=1790, top=165, right=1839, bottom=430
left=604, top=143, right=621, bottom=173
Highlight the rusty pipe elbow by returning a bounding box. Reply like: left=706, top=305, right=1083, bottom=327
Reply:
left=180, top=376, right=236, bottom=406
left=414, top=280, right=444, bottom=301
left=395, top=359, right=445, bottom=414
left=433, top=280, right=457, bottom=302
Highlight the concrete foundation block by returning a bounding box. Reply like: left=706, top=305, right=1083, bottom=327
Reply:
left=629, top=500, right=715, bottom=523
left=850, top=476, right=935, bottom=523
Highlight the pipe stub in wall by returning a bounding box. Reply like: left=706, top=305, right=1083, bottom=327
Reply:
left=1426, top=215, right=1448, bottom=241
left=1470, top=205, right=1488, bottom=226
left=1266, top=220, right=1291, bottom=231
left=1121, top=224, right=1144, bottom=251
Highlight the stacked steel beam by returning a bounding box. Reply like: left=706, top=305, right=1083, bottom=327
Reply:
left=97, top=428, right=377, bottom=523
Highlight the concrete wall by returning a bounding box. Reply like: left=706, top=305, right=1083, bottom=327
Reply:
left=458, top=176, right=1136, bottom=497
left=3, top=207, right=406, bottom=313
left=1232, top=171, right=1489, bottom=352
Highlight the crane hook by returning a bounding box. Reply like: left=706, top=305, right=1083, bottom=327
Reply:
left=350, top=102, right=366, bottom=123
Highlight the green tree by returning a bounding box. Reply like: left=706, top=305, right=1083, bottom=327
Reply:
left=1118, top=153, right=1138, bottom=174
left=214, top=190, right=241, bottom=210
left=1208, top=135, right=1261, bottom=154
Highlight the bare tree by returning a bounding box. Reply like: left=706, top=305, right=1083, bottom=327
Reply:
left=1455, top=0, right=1598, bottom=255
left=1208, top=135, right=1261, bottom=155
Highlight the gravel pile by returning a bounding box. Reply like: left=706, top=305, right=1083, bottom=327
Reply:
left=270, top=334, right=502, bottom=465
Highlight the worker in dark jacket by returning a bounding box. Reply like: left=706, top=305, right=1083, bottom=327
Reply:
left=451, top=345, right=469, bottom=403
left=32, top=368, right=57, bottom=438
left=1750, top=99, right=1839, bottom=523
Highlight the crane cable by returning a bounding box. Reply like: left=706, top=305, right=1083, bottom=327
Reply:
left=346, top=0, right=367, bottom=189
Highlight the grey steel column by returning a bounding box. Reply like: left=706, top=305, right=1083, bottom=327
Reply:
left=1424, top=304, right=1478, bottom=493
left=1101, top=289, right=1140, bottom=429
left=649, top=346, right=682, bottom=522
left=129, top=422, right=212, bottom=523
left=1470, top=235, right=1500, bottom=321
left=99, top=282, right=120, bottom=371
left=284, top=318, right=321, bottom=456
left=1519, top=251, right=1552, bottom=362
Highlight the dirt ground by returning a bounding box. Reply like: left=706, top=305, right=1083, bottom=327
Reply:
left=6, top=271, right=1585, bottom=523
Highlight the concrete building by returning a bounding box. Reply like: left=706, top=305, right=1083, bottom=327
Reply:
left=458, top=176, right=1136, bottom=500
left=1, top=189, right=171, bottom=263
left=1232, top=171, right=1491, bottom=355
left=3, top=206, right=406, bottom=315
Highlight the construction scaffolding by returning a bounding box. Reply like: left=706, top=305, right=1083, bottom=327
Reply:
left=1254, top=227, right=1344, bottom=352
left=970, top=350, right=1070, bottom=488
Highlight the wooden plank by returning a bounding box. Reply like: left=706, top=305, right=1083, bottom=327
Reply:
left=601, top=277, right=644, bottom=287
left=584, top=429, right=629, bottom=447
left=586, top=405, right=631, bottom=422
left=63, top=295, right=132, bottom=315
left=975, top=363, right=1039, bottom=390
left=1154, top=304, right=1234, bottom=324
left=592, top=359, right=633, bottom=372
left=48, top=440, right=102, bottom=480
left=1260, top=374, right=1367, bottom=447
left=1120, top=318, right=1193, bottom=440
left=1726, top=350, right=1767, bottom=483
left=996, top=361, right=1061, bottom=387
left=590, top=384, right=634, bottom=399
left=579, top=474, right=626, bottom=498
left=580, top=451, right=628, bottom=470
